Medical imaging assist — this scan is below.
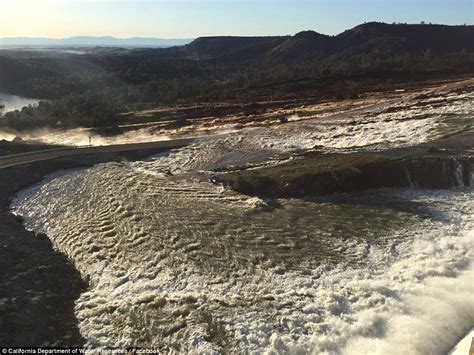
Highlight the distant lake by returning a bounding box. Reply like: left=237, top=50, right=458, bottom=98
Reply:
left=0, top=93, right=40, bottom=114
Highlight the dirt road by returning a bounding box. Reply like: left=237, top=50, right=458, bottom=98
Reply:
left=0, top=138, right=194, bottom=169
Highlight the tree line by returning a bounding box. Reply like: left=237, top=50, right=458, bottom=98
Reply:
left=0, top=49, right=473, bottom=132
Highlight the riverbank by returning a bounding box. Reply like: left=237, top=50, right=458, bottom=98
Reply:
left=1, top=76, right=472, bottom=348
left=0, top=141, right=192, bottom=346
left=0, top=160, right=88, bottom=346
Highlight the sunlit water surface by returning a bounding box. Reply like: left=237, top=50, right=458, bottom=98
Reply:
left=11, top=157, right=474, bottom=354
left=9, top=88, right=474, bottom=353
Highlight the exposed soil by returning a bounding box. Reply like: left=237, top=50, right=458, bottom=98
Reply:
left=115, top=76, right=474, bottom=140
left=0, top=161, right=88, bottom=346
left=0, top=143, right=192, bottom=346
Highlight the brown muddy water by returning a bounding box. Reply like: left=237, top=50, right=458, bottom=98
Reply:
left=9, top=88, right=474, bottom=354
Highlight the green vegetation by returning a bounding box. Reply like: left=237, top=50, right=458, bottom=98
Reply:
left=0, top=93, right=121, bottom=131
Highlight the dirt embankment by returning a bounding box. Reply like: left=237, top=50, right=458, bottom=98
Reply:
left=0, top=143, right=191, bottom=346
left=120, top=76, right=473, bottom=135
left=0, top=160, right=88, bottom=346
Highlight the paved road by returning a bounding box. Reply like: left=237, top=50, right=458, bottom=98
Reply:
left=0, top=138, right=195, bottom=169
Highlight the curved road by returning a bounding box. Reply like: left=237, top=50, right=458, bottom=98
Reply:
left=0, top=138, right=195, bottom=169
left=2, top=78, right=471, bottom=170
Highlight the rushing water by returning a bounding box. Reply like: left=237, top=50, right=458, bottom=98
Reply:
left=14, top=87, right=473, bottom=149
left=11, top=157, right=474, bottom=354
left=9, top=87, right=474, bottom=353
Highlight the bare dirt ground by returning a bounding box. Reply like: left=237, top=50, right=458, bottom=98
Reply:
left=0, top=161, right=88, bottom=346
left=13, top=76, right=472, bottom=148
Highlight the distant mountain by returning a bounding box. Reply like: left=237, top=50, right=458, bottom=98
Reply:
left=3, top=23, right=472, bottom=56
left=1, top=22, right=473, bottom=103
left=182, top=36, right=287, bottom=58
left=269, top=31, right=336, bottom=61
left=173, top=22, right=474, bottom=63
left=336, top=22, right=474, bottom=53
left=0, top=36, right=193, bottom=48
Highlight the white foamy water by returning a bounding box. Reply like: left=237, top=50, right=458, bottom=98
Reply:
left=8, top=89, right=472, bottom=152
left=8, top=87, right=474, bottom=352
left=257, top=90, right=473, bottom=152
left=11, top=159, right=474, bottom=353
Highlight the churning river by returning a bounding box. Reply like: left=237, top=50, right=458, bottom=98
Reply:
left=10, top=88, right=474, bottom=354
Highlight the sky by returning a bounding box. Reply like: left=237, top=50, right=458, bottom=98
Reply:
left=0, top=0, right=472, bottom=39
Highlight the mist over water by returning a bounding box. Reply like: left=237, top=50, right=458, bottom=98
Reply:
left=11, top=157, right=474, bottom=353
left=2, top=89, right=472, bottom=149
left=0, top=92, right=40, bottom=141
left=9, top=88, right=474, bottom=353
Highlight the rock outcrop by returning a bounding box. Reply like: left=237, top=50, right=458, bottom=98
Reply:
left=220, top=133, right=474, bottom=198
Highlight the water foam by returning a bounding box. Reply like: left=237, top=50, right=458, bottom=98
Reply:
left=8, top=89, right=474, bottom=352
left=11, top=163, right=474, bottom=353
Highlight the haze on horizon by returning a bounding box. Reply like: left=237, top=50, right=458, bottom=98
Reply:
left=0, top=0, right=472, bottom=39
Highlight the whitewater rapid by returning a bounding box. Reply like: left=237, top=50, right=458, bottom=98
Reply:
left=11, top=160, right=474, bottom=353
left=9, top=87, right=474, bottom=353
left=11, top=88, right=473, bottom=149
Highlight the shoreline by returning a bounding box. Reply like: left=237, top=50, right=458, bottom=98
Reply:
left=0, top=143, right=191, bottom=346
left=1, top=76, right=472, bottom=347
left=0, top=161, right=89, bottom=346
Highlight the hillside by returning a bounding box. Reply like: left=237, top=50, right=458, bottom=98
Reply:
left=176, top=22, right=474, bottom=63
left=1, top=22, right=473, bottom=132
